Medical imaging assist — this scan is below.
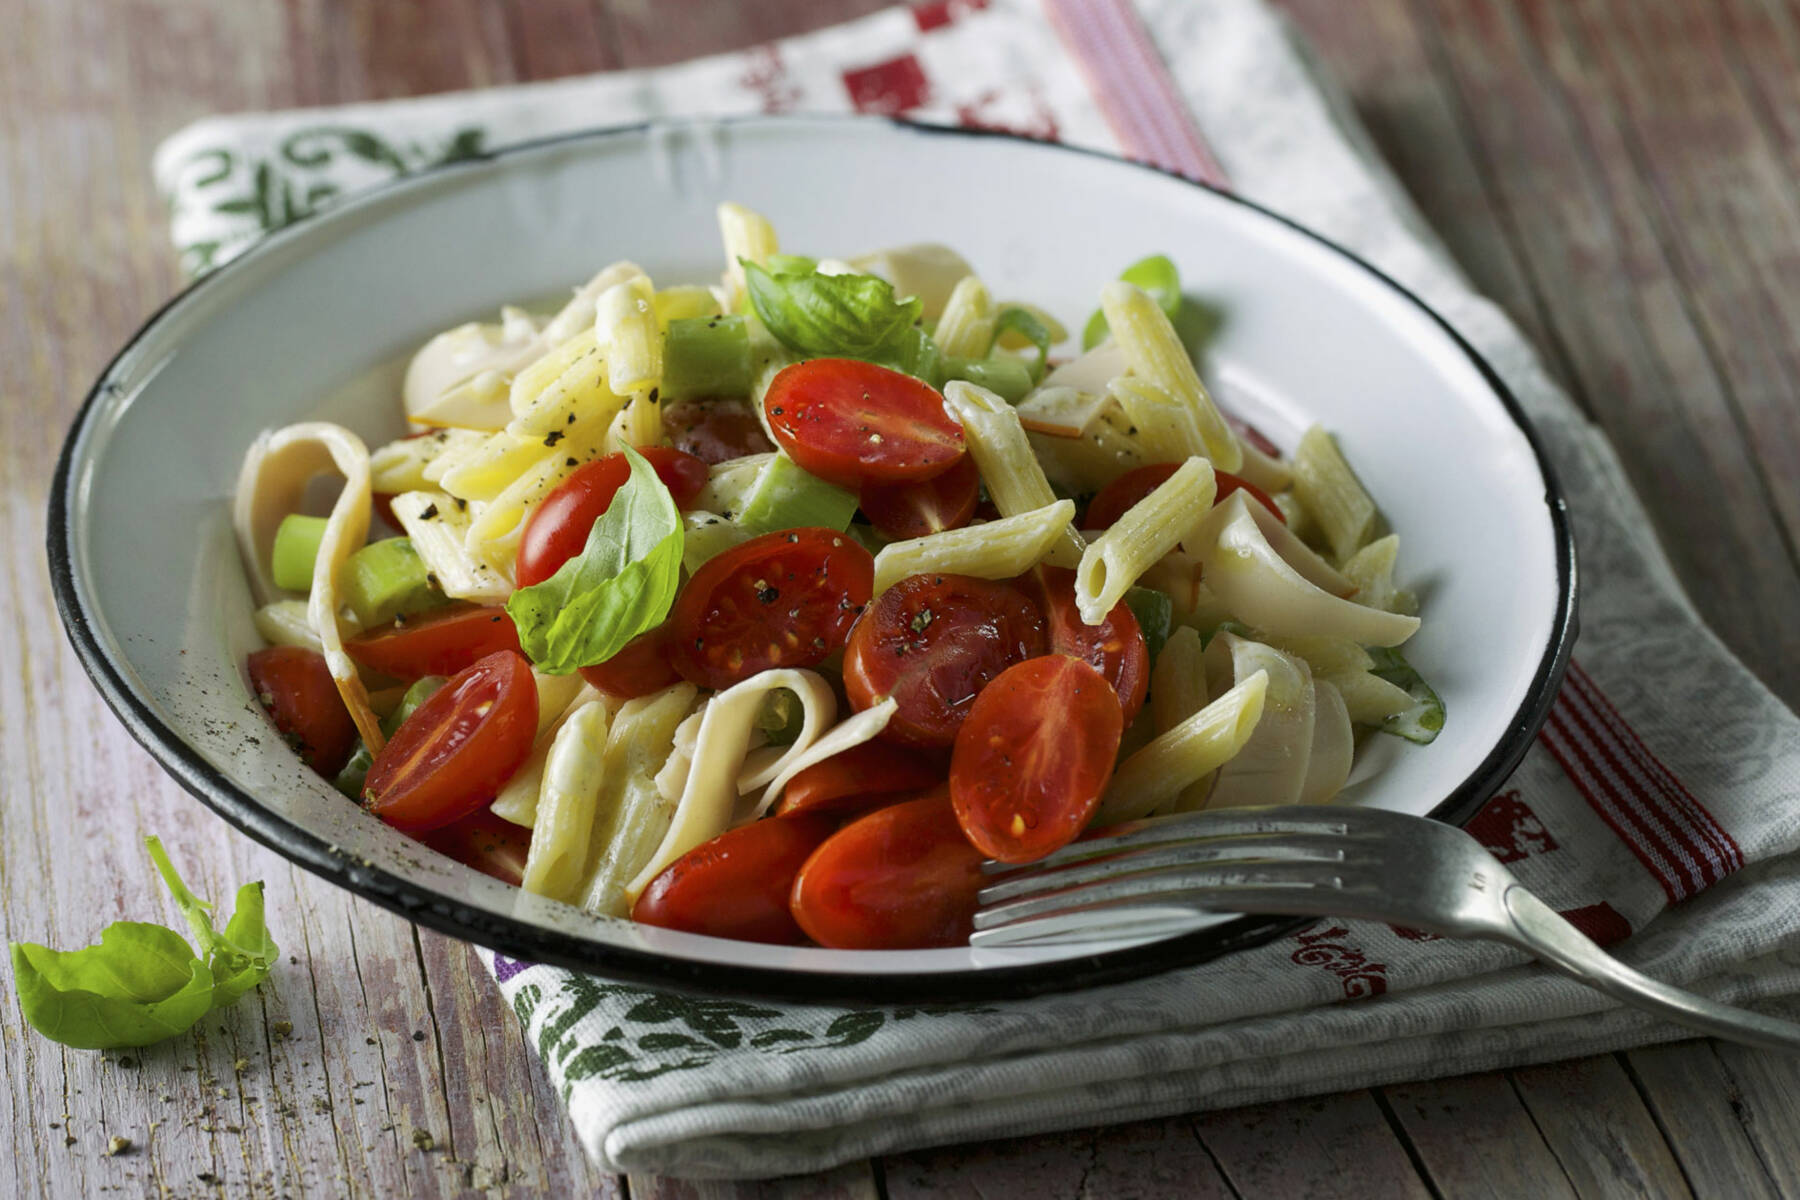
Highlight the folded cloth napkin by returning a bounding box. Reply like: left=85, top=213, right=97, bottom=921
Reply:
left=154, top=0, right=1800, bottom=1178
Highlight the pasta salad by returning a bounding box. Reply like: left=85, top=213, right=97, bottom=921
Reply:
left=234, top=203, right=1442, bottom=949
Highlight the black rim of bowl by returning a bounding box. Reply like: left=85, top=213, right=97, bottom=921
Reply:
left=47, top=115, right=1578, bottom=1005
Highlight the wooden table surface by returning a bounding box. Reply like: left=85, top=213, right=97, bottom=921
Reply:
left=5, top=0, right=1799, bottom=1195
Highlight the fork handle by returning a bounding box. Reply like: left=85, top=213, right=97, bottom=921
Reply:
left=1500, top=886, right=1800, bottom=1053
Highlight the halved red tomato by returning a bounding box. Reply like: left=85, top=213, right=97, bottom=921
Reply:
left=857, top=454, right=981, bottom=541
left=950, top=655, right=1123, bottom=863
left=789, top=788, right=987, bottom=950
left=578, top=623, right=680, bottom=699
left=669, top=528, right=873, bottom=690
left=662, top=397, right=776, bottom=464
left=363, top=650, right=538, bottom=832
left=345, top=604, right=522, bottom=681
left=633, top=815, right=836, bottom=945
left=247, top=646, right=358, bottom=775
left=516, top=447, right=709, bottom=587
left=763, top=358, right=965, bottom=488
left=1082, top=462, right=1285, bottom=531
left=774, top=741, right=947, bottom=819
left=414, top=810, right=533, bottom=886
left=1019, top=566, right=1149, bottom=726
left=842, top=573, right=1046, bottom=747
left=1227, top=413, right=1283, bottom=459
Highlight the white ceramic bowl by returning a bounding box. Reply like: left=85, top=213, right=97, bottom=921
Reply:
left=50, top=116, right=1574, bottom=1000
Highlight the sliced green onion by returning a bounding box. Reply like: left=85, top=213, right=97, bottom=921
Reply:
left=333, top=675, right=446, bottom=797
left=1123, top=586, right=1174, bottom=667
left=341, top=538, right=444, bottom=628
left=737, top=451, right=859, bottom=535
left=271, top=514, right=329, bottom=592
left=940, top=355, right=1034, bottom=403
left=663, top=315, right=752, bottom=401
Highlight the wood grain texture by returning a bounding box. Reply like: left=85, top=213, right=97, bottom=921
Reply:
left=2, top=0, right=1798, bottom=1196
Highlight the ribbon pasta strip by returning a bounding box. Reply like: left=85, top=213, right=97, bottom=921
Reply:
left=233, top=422, right=384, bottom=751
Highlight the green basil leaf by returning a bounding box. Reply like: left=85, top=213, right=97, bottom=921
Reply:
left=743, top=261, right=924, bottom=360
left=1367, top=646, right=1446, bottom=745
left=992, top=306, right=1053, bottom=383
left=505, top=445, right=684, bottom=674
left=1082, top=254, right=1183, bottom=350
left=11, top=930, right=216, bottom=1050
left=10, top=838, right=276, bottom=1050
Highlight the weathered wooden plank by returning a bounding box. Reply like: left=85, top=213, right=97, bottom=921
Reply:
left=882, top=1118, right=1238, bottom=1199
left=1417, top=0, right=1800, bottom=711
left=605, top=0, right=894, bottom=68
left=634, top=1160, right=881, bottom=1199
left=1621, top=1040, right=1785, bottom=1198
left=1682, top=1035, right=1800, bottom=1195
left=1380, top=1072, right=1578, bottom=1200
left=1509, top=1055, right=1694, bottom=1198
left=1193, top=1090, right=1433, bottom=1199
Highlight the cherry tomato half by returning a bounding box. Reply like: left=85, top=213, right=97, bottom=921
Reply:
left=345, top=604, right=523, bottom=681
left=662, top=397, right=776, bottom=464
left=363, top=650, right=539, bottom=832
left=763, top=358, right=965, bottom=489
left=414, top=810, right=533, bottom=887
left=843, top=573, right=1048, bottom=748
left=789, top=787, right=987, bottom=950
left=858, top=454, right=981, bottom=542
left=578, top=623, right=681, bottom=699
left=950, top=655, right=1123, bottom=863
left=633, top=815, right=837, bottom=945
left=669, top=528, right=873, bottom=690
left=1083, top=463, right=1285, bottom=531
left=1020, top=566, right=1149, bottom=726
left=516, top=447, right=709, bottom=588
left=774, top=741, right=947, bottom=819
left=1228, top=413, right=1283, bottom=460
left=247, top=646, right=358, bottom=775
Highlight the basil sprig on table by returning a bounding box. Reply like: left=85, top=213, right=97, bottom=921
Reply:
left=9, top=837, right=277, bottom=1050
left=505, top=446, right=684, bottom=675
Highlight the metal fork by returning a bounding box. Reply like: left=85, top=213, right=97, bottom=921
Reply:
left=973, top=805, right=1800, bottom=1052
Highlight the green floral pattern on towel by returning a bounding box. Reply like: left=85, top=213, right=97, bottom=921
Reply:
left=163, top=125, right=487, bottom=274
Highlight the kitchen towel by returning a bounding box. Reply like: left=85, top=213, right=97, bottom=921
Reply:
left=154, top=0, right=1800, bottom=1178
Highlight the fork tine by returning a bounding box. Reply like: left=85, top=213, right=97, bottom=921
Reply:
left=976, top=833, right=1350, bottom=906
left=985, top=806, right=1377, bottom=878
left=972, top=859, right=1377, bottom=932
left=969, top=882, right=1371, bottom=947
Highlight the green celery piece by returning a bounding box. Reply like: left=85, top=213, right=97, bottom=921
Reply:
left=1367, top=646, right=1446, bottom=745
left=505, top=446, right=684, bottom=674
left=1123, top=587, right=1174, bottom=667
left=341, top=538, right=444, bottom=628
left=756, top=688, right=806, bottom=746
left=737, top=451, right=859, bottom=535
left=662, top=315, right=752, bottom=402
left=271, top=514, right=329, bottom=591
left=333, top=675, right=446, bottom=797
left=940, top=354, right=1033, bottom=403
left=1082, top=254, right=1183, bottom=350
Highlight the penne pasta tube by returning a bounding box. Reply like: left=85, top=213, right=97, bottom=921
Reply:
left=719, top=202, right=779, bottom=313
left=941, top=379, right=1085, bottom=568
left=389, top=490, right=512, bottom=603
left=576, top=683, right=702, bottom=916
left=653, top=284, right=721, bottom=325
left=466, top=416, right=612, bottom=545
left=1291, top=425, right=1378, bottom=562
left=872, top=500, right=1076, bottom=594
left=933, top=276, right=997, bottom=359
left=1093, top=669, right=1270, bottom=825
left=435, top=431, right=555, bottom=504
left=1340, top=533, right=1416, bottom=615
left=1108, top=375, right=1209, bottom=464
left=491, top=683, right=605, bottom=827
left=520, top=699, right=612, bottom=902
left=597, top=274, right=662, bottom=397
left=253, top=599, right=326, bottom=655
left=1075, top=457, right=1216, bottom=625
left=369, top=428, right=485, bottom=495
left=1100, top=280, right=1242, bottom=471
